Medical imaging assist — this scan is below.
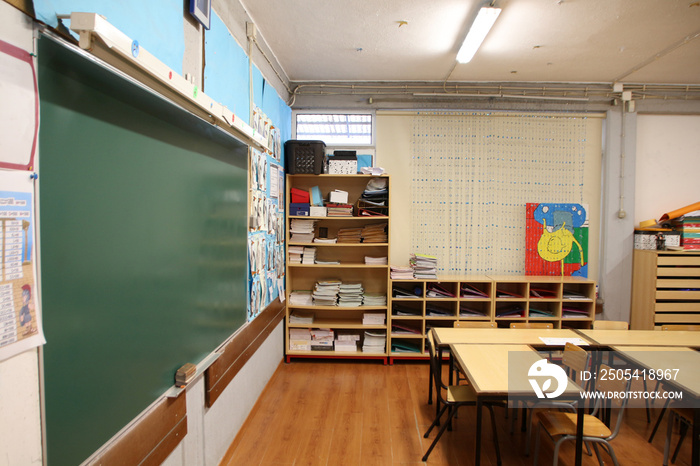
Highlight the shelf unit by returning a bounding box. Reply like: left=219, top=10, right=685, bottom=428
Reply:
left=388, top=275, right=596, bottom=361
left=630, top=250, right=700, bottom=329
left=285, top=174, right=390, bottom=362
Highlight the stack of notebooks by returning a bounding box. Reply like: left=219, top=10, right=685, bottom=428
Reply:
left=310, top=328, right=334, bottom=351
left=175, top=363, right=197, bottom=387
left=426, top=283, right=455, bottom=298
left=460, top=283, right=488, bottom=298
left=365, top=256, right=388, bottom=265
left=313, top=237, right=338, bottom=244
left=302, top=246, right=317, bottom=264
left=392, top=304, right=421, bottom=317
left=335, top=332, right=360, bottom=352
left=326, top=203, right=354, bottom=216
left=289, top=291, right=313, bottom=306
left=363, top=293, right=387, bottom=306
left=390, top=265, right=414, bottom=279
left=289, top=328, right=312, bottom=351
left=392, top=286, right=422, bottom=298
left=426, top=304, right=453, bottom=317
left=358, top=178, right=389, bottom=216
left=288, top=245, right=304, bottom=264
left=312, top=280, right=342, bottom=306
left=391, top=341, right=422, bottom=353
left=562, top=307, right=589, bottom=318
left=361, top=223, right=388, bottom=243
left=362, top=330, right=386, bottom=353
left=410, top=253, right=438, bottom=279
left=290, top=219, right=316, bottom=243
left=362, top=312, right=385, bottom=325
left=289, top=311, right=314, bottom=324
left=337, top=227, right=363, bottom=243
left=338, top=282, right=364, bottom=306
left=390, top=323, right=421, bottom=335
left=671, top=213, right=700, bottom=250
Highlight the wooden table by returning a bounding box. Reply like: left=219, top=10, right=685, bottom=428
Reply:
left=433, top=327, right=590, bottom=346
left=450, top=344, right=585, bottom=466
left=577, top=329, right=700, bottom=347
left=609, top=345, right=700, bottom=465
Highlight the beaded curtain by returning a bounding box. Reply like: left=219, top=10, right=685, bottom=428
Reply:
left=410, top=112, right=588, bottom=275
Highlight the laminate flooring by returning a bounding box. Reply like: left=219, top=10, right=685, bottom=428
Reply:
left=221, top=360, right=693, bottom=466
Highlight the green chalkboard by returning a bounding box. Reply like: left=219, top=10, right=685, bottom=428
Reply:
left=38, top=36, right=248, bottom=465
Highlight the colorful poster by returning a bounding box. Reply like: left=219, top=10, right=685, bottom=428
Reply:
left=0, top=170, right=45, bottom=361
left=526, top=203, right=588, bottom=277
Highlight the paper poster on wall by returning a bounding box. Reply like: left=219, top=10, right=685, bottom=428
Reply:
left=526, top=202, right=588, bottom=277
left=0, top=40, right=38, bottom=170
left=0, top=170, right=45, bottom=361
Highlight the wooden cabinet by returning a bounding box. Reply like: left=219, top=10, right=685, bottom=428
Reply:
left=389, top=275, right=596, bottom=361
left=630, top=250, right=700, bottom=329
left=284, top=174, right=390, bottom=361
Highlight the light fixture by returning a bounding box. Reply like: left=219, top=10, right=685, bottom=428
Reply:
left=456, top=6, right=501, bottom=64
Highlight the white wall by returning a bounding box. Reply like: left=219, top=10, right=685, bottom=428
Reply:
left=634, top=114, right=700, bottom=225
left=0, top=3, right=44, bottom=464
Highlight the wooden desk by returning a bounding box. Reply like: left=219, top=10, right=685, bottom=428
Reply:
left=577, top=329, right=700, bottom=347
left=433, top=327, right=589, bottom=346
left=450, top=344, right=585, bottom=466
left=609, top=346, right=700, bottom=465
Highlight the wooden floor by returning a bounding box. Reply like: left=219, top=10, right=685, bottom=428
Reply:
left=221, top=359, right=693, bottom=466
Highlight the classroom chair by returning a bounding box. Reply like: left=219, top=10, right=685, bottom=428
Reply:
left=534, top=364, right=632, bottom=466
left=451, top=321, right=495, bottom=383
left=525, top=343, right=593, bottom=456
left=648, top=324, right=700, bottom=443
left=422, top=329, right=503, bottom=463
left=663, top=404, right=695, bottom=466
left=592, top=320, right=629, bottom=330
left=510, top=322, right=553, bottom=329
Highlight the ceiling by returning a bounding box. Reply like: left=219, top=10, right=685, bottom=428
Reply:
left=239, top=0, right=700, bottom=87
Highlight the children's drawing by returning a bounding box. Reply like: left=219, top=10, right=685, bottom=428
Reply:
left=526, top=203, right=588, bottom=277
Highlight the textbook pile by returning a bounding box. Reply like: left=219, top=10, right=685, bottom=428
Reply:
left=410, top=253, right=438, bottom=279
left=362, top=330, right=386, bottom=353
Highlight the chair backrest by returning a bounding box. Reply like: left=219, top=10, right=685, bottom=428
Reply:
left=510, top=322, right=553, bottom=329
left=454, top=321, right=495, bottom=328
left=593, top=320, right=628, bottom=330
left=425, top=329, right=448, bottom=402
left=561, top=342, right=589, bottom=375
left=661, top=324, right=700, bottom=331
left=594, top=364, right=632, bottom=440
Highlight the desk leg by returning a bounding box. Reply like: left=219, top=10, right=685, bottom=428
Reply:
left=693, top=407, right=699, bottom=466
left=475, top=399, right=482, bottom=465
left=575, top=402, right=584, bottom=466
left=448, top=351, right=454, bottom=386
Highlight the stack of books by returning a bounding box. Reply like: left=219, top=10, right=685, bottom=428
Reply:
left=362, top=330, right=386, bottom=353
left=289, top=290, right=313, bottom=306
left=679, top=215, right=700, bottom=249
left=390, top=265, right=414, bottom=279
left=338, top=282, right=364, bottom=306
left=363, top=293, right=387, bottom=306
left=362, top=312, right=385, bottom=325
left=326, top=203, right=354, bottom=216
left=302, top=246, right=317, bottom=264
left=289, top=328, right=311, bottom=351
left=288, top=245, right=304, bottom=264
left=337, top=227, right=363, bottom=243
left=290, top=219, right=316, bottom=243
left=175, top=363, right=197, bottom=387
left=313, top=237, right=337, bottom=244
left=410, top=253, right=438, bottom=279
left=335, top=332, right=360, bottom=352
left=361, top=223, right=388, bottom=243
left=312, top=280, right=341, bottom=306
left=310, top=328, right=334, bottom=351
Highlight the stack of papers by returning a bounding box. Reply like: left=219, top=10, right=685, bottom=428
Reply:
left=362, top=312, right=385, bottom=325
left=392, top=286, right=421, bottom=298
left=337, top=227, right=363, bottom=243
left=310, top=328, right=334, bottom=351
left=362, top=330, right=386, bottom=353
left=334, top=340, right=358, bottom=352
left=459, top=305, right=487, bottom=317
left=289, top=311, right=314, bottom=324
left=391, top=341, right=422, bottom=353
left=313, top=237, right=337, bottom=244
left=365, top=256, right=388, bottom=265
left=410, top=253, right=438, bottom=279
left=361, top=223, right=388, bottom=243
left=426, top=283, right=455, bottom=298
left=391, top=323, right=421, bottom=335
left=326, top=203, right=354, bottom=216
left=426, top=304, right=452, bottom=317
left=312, top=280, right=341, bottom=306
left=289, top=328, right=311, bottom=351
left=338, top=282, right=364, bottom=307
left=289, top=291, right=313, bottom=306
left=302, top=247, right=317, bottom=265
left=392, top=304, right=421, bottom=316
left=290, top=219, right=316, bottom=243
left=390, top=265, right=414, bottom=279
left=363, top=293, right=387, bottom=306
left=562, top=307, right=590, bottom=318
left=288, top=245, right=304, bottom=264
left=460, top=283, right=488, bottom=298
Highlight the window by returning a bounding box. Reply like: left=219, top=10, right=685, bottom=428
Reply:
left=294, top=113, right=373, bottom=145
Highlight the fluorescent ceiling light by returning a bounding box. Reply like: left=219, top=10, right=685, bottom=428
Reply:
left=456, top=7, right=501, bottom=64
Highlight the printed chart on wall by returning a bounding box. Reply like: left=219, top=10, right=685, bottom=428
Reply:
left=0, top=170, right=44, bottom=361
left=526, top=202, right=588, bottom=277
